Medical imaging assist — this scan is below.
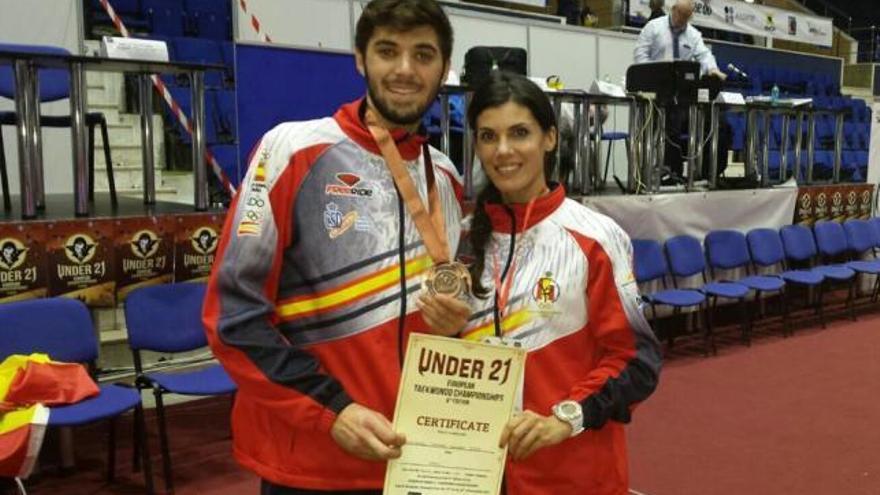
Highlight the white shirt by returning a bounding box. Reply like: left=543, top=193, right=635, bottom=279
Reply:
left=633, top=15, right=718, bottom=75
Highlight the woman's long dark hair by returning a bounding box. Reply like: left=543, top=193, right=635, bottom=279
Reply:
left=467, top=72, right=557, bottom=298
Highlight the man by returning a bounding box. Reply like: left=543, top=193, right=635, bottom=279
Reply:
left=634, top=0, right=729, bottom=184
left=648, top=0, right=665, bottom=21
left=203, top=1, right=469, bottom=493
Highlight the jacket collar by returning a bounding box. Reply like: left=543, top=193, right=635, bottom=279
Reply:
left=484, top=183, right=566, bottom=234
left=333, top=98, right=427, bottom=161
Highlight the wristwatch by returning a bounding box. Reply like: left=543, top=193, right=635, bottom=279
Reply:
left=552, top=400, right=585, bottom=437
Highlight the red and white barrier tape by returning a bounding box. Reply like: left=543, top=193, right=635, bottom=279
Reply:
left=237, top=0, right=273, bottom=43
left=99, top=0, right=235, bottom=194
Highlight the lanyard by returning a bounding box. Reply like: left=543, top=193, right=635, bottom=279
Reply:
left=365, top=110, right=449, bottom=264
left=492, top=195, right=539, bottom=331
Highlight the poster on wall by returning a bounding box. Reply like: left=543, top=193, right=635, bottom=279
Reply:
left=46, top=219, right=116, bottom=307
left=794, top=184, right=874, bottom=225
left=174, top=213, right=225, bottom=283
left=114, top=216, right=175, bottom=300
left=629, top=0, right=834, bottom=47
left=858, top=185, right=874, bottom=219
left=0, top=222, right=48, bottom=303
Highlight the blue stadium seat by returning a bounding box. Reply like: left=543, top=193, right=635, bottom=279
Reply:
left=780, top=224, right=856, bottom=326
left=0, top=298, right=155, bottom=493
left=184, top=0, right=230, bottom=14
left=125, top=283, right=236, bottom=493
left=746, top=228, right=825, bottom=327
left=842, top=220, right=880, bottom=290
left=665, top=235, right=751, bottom=351
left=814, top=220, right=872, bottom=298
left=219, top=41, right=235, bottom=87
left=631, top=238, right=710, bottom=354
left=212, top=89, right=237, bottom=144
left=191, top=10, right=232, bottom=40
left=0, top=43, right=117, bottom=209
left=171, top=37, right=224, bottom=88
left=705, top=229, right=789, bottom=336
left=143, top=0, right=185, bottom=36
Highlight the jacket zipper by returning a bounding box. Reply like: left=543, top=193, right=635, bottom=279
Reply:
left=396, top=188, right=407, bottom=368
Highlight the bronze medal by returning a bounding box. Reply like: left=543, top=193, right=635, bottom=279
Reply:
left=424, top=261, right=471, bottom=299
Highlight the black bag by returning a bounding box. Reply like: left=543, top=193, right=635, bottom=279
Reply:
left=462, top=46, right=527, bottom=89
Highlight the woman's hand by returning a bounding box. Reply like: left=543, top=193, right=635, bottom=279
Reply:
left=499, top=409, right=572, bottom=461
left=416, top=293, right=471, bottom=337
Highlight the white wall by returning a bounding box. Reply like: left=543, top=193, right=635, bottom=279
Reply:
left=234, top=0, right=353, bottom=50
left=0, top=0, right=82, bottom=196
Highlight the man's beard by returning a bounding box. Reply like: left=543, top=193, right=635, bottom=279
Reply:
left=364, top=67, right=441, bottom=127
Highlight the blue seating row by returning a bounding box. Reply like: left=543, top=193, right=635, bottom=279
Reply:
left=633, top=218, right=880, bottom=355
left=90, top=0, right=232, bottom=40
left=0, top=282, right=236, bottom=494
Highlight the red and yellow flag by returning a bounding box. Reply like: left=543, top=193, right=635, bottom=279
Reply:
left=0, top=354, right=99, bottom=478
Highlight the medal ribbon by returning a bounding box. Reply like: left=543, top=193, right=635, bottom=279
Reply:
left=492, top=195, right=539, bottom=323
left=366, top=110, right=449, bottom=264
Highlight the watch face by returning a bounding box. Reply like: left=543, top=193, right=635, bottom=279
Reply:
left=560, top=402, right=578, bottom=417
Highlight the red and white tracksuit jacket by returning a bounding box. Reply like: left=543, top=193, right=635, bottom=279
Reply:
left=462, top=185, right=662, bottom=495
left=203, top=98, right=462, bottom=490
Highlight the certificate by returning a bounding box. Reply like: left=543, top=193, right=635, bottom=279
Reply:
left=384, top=333, right=525, bottom=495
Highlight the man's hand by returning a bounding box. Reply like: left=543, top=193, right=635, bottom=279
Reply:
left=708, top=68, right=728, bottom=81
left=330, top=403, right=406, bottom=461
left=416, top=293, right=471, bottom=337
left=499, top=410, right=572, bottom=461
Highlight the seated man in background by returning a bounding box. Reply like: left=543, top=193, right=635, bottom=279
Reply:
left=634, top=0, right=729, bottom=185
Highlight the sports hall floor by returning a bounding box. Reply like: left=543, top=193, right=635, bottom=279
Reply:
left=15, top=302, right=880, bottom=495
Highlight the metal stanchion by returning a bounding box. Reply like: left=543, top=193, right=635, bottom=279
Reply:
left=462, top=92, right=474, bottom=201
left=592, top=103, right=603, bottom=192
left=191, top=71, right=208, bottom=211
left=580, top=98, right=593, bottom=194
left=652, top=106, right=666, bottom=194
left=806, top=113, right=816, bottom=184
left=793, top=111, right=804, bottom=182
left=14, top=60, right=36, bottom=219
left=139, top=74, right=156, bottom=205
left=69, top=62, right=89, bottom=217
left=780, top=113, right=790, bottom=183
left=570, top=99, right=583, bottom=192
left=761, top=111, right=771, bottom=187
left=687, top=104, right=698, bottom=190
left=709, top=103, right=720, bottom=189
left=626, top=99, right=639, bottom=194
left=28, top=65, right=45, bottom=210
left=832, top=112, right=844, bottom=183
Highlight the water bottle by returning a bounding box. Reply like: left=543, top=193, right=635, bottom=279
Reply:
left=771, top=84, right=780, bottom=106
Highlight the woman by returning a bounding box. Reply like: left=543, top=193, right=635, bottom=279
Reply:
left=461, top=72, right=662, bottom=495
